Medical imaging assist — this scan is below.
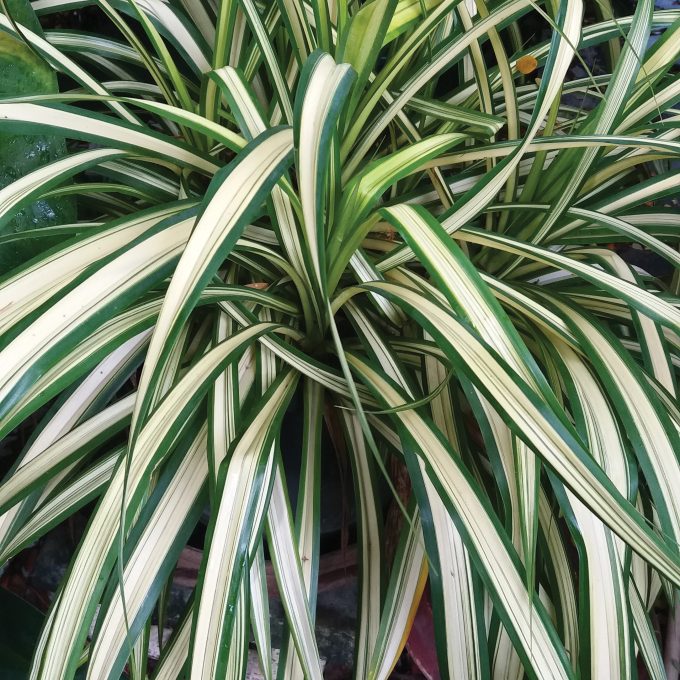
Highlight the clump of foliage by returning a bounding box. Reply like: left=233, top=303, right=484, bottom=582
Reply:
left=0, top=0, right=679, bottom=678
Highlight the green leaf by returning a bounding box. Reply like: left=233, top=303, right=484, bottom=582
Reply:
left=0, top=588, right=48, bottom=676
left=336, top=0, right=397, bottom=120
left=329, top=133, right=467, bottom=290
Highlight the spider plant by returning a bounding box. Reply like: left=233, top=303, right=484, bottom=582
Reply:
left=1, top=0, right=679, bottom=678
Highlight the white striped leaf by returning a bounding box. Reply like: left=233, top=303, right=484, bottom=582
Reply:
left=381, top=203, right=543, bottom=591
left=347, top=301, right=485, bottom=680
left=347, top=352, right=574, bottom=680
left=278, top=378, right=323, bottom=680
left=0, top=103, right=217, bottom=172
left=0, top=203, right=185, bottom=339
left=546, top=297, right=680, bottom=548
left=551, top=340, right=632, bottom=679
left=0, top=394, right=133, bottom=515
left=249, top=544, right=273, bottom=680
left=29, top=322, right=279, bottom=680
left=87, top=426, right=209, bottom=680
left=446, top=228, right=680, bottom=334
left=295, top=51, right=355, bottom=298
left=190, top=372, right=298, bottom=680
left=349, top=282, right=680, bottom=584
left=340, top=410, right=382, bottom=678
left=266, top=463, right=323, bottom=680
left=0, top=216, right=193, bottom=440
left=130, top=126, right=294, bottom=437
left=0, top=15, right=139, bottom=123
left=0, top=450, right=118, bottom=564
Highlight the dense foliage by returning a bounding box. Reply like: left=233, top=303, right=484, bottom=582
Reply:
left=0, top=0, right=679, bottom=678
